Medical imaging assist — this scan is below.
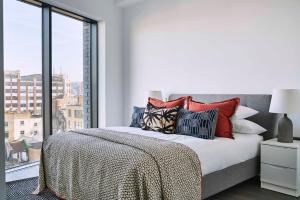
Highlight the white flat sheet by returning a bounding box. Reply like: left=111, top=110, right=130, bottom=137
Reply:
left=104, top=127, right=263, bottom=176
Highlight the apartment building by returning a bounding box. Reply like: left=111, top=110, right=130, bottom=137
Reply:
left=4, top=71, right=71, bottom=114
left=5, top=111, right=42, bottom=143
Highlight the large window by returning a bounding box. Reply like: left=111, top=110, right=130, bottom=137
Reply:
left=2, top=0, right=98, bottom=182
left=3, top=0, right=43, bottom=181
left=52, top=12, right=91, bottom=134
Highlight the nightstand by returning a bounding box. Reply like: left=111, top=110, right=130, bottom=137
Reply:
left=260, top=139, right=300, bottom=197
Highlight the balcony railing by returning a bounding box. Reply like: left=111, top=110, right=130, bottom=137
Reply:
left=6, top=161, right=39, bottom=182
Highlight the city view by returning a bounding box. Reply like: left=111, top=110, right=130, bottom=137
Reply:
left=4, top=70, right=84, bottom=170
left=3, top=0, right=91, bottom=181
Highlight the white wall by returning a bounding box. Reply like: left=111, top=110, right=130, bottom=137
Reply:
left=122, top=0, right=300, bottom=136
left=43, top=0, right=124, bottom=126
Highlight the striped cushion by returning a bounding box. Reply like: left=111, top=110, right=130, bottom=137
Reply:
left=176, top=109, right=219, bottom=139
left=129, top=107, right=145, bottom=128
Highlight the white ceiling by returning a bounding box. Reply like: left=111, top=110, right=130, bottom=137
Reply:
left=115, top=0, right=144, bottom=7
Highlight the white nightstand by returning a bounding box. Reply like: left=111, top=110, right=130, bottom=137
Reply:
left=260, top=139, right=300, bottom=197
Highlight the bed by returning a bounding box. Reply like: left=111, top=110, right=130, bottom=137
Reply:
left=169, top=94, right=279, bottom=198
left=36, top=94, right=279, bottom=199
left=106, top=126, right=263, bottom=198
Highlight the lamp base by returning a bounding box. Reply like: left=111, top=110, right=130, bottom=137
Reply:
left=277, top=114, right=293, bottom=143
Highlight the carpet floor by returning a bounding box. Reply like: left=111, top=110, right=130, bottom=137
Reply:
left=6, top=177, right=299, bottom=200
left=6, top=178, right=58, bottom=200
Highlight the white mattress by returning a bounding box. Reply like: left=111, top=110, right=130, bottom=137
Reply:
left=104, top=127, right=263, bottom=176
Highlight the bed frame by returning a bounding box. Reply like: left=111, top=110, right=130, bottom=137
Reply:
left=169, top=94, right=280, bottom=199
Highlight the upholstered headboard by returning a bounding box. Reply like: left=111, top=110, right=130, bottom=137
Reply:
left=169, top=94, right=280, bottom=140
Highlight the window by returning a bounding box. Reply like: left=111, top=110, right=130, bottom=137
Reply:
left=52, top=12, right=93, bottom=134
left=3, top=0, right=43, bottom=178
left=74, top=110, right=83, bottom=118
left=2, top=0, right=98, bottom=182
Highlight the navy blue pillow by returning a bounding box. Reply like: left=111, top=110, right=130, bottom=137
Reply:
left=129, top=107, right=145, bottom=128
left=176, top=109, right=219, bottom=139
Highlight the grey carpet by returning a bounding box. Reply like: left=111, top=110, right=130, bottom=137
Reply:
left=6, top=178, right=58, bottom=200
left=6, top=177, right=298, bottom=200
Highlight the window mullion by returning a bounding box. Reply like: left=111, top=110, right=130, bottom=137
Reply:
left=90, top=23, right=98, bottom=128
left=42, top=5, right=52, bottom=138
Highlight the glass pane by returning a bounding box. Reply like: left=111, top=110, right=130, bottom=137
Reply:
left=52, top=12, right=91, bottom=134
left=3, top=0, right=42, bottom=182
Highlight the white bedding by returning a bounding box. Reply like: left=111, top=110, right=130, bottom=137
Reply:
left=104, top=127, right=263, bottom=176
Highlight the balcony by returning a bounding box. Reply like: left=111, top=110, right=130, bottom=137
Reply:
left=5, top=137, right=41, bottom=182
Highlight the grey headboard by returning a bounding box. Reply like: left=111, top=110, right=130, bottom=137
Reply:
left=169, top=94, right=280, bottom=140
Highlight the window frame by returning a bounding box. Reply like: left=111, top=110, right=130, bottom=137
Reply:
left=0, top=1, right=98, bottom=191
left=0, top=0, right=5, bottom=196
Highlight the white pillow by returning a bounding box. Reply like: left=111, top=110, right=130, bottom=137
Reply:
left=232, top=119, right=267, bottom=135
left=231, top=105, right=258, bottom=120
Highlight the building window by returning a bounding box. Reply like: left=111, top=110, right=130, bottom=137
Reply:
left=20, top=130, right=25, bottom=135
left=73, top=122, right=82, bottom=129
left=20, top=121, right=25, bottom=126
left=68, top=110, right=72, bottom=117
left=5, top=131, right=9, bottom=138
left=5, top=122, right=8, bottom=126
left=34, top=131, right=38, bottom=135
left=74, top=110, right=83, bottom=118
left=34, top=122, right=38, bottom=126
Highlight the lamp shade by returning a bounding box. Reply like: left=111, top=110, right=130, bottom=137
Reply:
left=148, top=90, right=163, bottom=100
left=269, top=89, right=300, bottom=114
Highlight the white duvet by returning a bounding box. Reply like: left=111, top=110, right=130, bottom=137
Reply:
left=104, top=127, right=263, bottom=176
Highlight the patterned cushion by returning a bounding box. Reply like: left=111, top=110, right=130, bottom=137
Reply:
left=129, top=107, right=145, bottom=128
left=141, top=103, right=180, bottom=134
left=176, top=109, right=219, bottom=139
left=188, top=97, right=240, bottom=139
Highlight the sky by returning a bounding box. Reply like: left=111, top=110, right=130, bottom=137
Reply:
left=3, top=0, right=83, bottom=82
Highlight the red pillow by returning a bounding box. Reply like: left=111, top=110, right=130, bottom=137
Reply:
left=188, top=97, right=240, bottom=139
left=148, top=97, right=188, bottom=108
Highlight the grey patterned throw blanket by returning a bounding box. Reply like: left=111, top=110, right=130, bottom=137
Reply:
left=36, top=128, right=202, bottom=200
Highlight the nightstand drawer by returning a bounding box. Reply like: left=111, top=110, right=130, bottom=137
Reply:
left=261, top=163, right=297, bottom=189
left=261, top=144, right=297, bottom=169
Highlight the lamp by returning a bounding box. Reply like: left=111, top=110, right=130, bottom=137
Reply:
left=270, top=89, right=300, bottom=143
left=148, top=91, right=163, bottom=100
